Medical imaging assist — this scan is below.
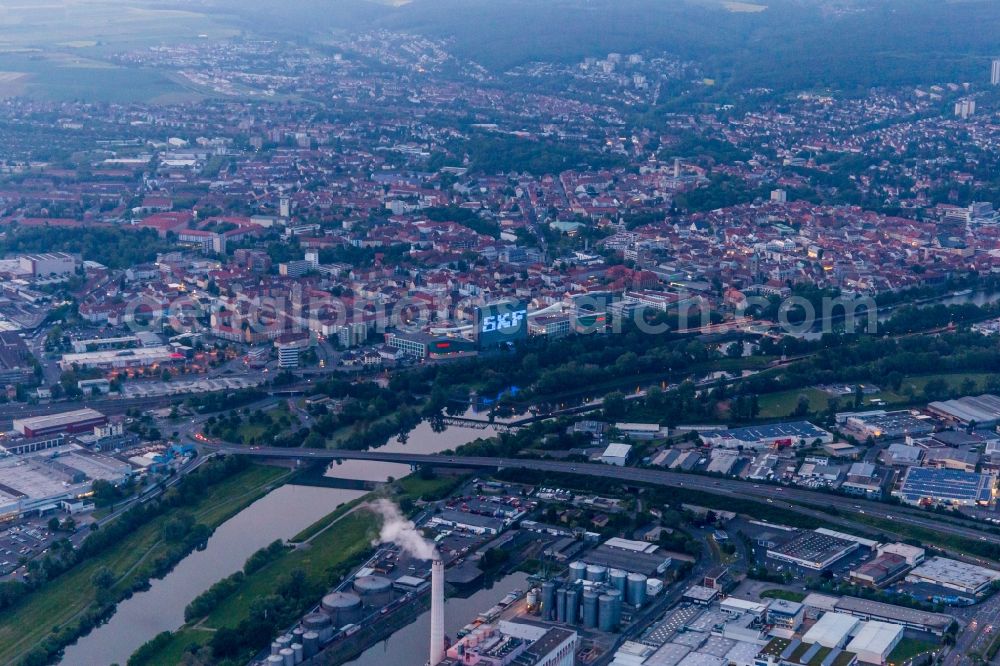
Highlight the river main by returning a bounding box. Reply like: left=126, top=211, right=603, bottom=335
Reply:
left=59, top=415, right=499, bottom=666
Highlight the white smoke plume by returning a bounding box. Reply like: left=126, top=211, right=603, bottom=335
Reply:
left=368, top=499, right=439, bottom=561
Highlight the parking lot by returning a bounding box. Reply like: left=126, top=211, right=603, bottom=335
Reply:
left=0, top=522, right=54, bottom=576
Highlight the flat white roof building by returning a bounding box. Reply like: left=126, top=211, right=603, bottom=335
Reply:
left=876, top=542, right=925, bottom=567
left=601, top=443, right=633, bottom=466
left=720, top=597, right=767, bottom=617
left=845, top=621, right=903, bottom=665
left=906, top=556, right=1000, bottom=596
left=59, top=346, right=177, bottom=371
left=603, top=537, right=660, bottom=554
left=802, top=612, right=860, bottom=648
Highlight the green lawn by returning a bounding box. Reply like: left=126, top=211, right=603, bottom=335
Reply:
left=760, top=588, right=806, bottom=602
left=395, top=474, right=466, bottom=501
left=290, top=497, right=365, bottom=543
left=757, top=388, right=832, bottom=418
left=879, top=372, right=995, bottom=404
left=757, top=372, right=997, bottom=419
left=0, top=464, right=288, bottom=665
left=887, top=637, right=937, bottom=664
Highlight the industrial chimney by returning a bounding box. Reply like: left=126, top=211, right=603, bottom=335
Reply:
left=429, top=558, right=445, bottom=665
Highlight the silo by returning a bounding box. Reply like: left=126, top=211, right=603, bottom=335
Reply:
left=585, top=564, right=607, bottom=583
left=527, top=588, right=539, bottom=612
left=277, top=635, right=292, bottom=650
left=302, top=631, right=320, bottom=659
left=292, top=643, right=304, bottom=664
left=271, top=641, right=282, bottom=656
left=321, top=592, right=363, bottom=626
left=627, top=573, right=648, bottom=607
left=292, top=627, right=305, bottom=643
left=556, top=588, right=567, bottom=623
left=266, top=656, right=284, bottom=666
left=541, top=581, right=557, bottom=621
left=598, top=594, right=615, bottom=632
left=582, top=590, right=599, bottom=628
left=608, top=589, right=623, bottom=627
left=609, top=569, right=627, bottom=595
left=565, top=587, right=580, bottom=625
left=569, top=561, right=587, bottom=582
left=303, top=612, right=334, bottom=643
left=279, top=647, right=295, bottom=666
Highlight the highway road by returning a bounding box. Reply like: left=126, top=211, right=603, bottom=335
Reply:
left=209, top=447, right=1000, bottom=557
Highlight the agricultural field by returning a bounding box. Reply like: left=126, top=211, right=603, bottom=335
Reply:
left=0, top=1, right=239, bottom=101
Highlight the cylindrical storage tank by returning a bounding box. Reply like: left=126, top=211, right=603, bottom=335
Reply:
left=271, top=641, right=282, bottom=656
left=266, top=656, right=284, bottom=666
left=303, top=612, right=333, bottom=642
left=292, top=628, right=305, bottom=643
left=353, top=576, right=393, bottom=607
left=303, top=613, right=332, bottom=631
left=279, top=647, right=295, bottom=666
left=556, top=588, right=567, bottom=623
left=585, top=564, right=607, bottom=583
left=292, top=643, right=304, bottom=664
left=582, top=590, right=599, bottom=628
left=565, top=587, right=580, bottom=625
left=541, top=581, right=557, bottom=621
left=302, top=631, right=319, bottom=659
left=598, top=594, right=615, bottom=632
left=321, top=592, right=363, bottom=626
left=608, top=589, right=623, bottom=627
left=527, top=588, right=539, bottom=611
left=627, top=573, right=648, bottom=607
left=569, top=561, right=587, bottom=582
left=277, top=635, right=292, bottom=649
left=609, top=569, right=627, bottom=594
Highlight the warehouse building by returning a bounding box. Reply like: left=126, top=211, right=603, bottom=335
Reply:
left=767, top=531, right=859, bottom=571
left=839, top=410, right=935, bottom=441
left=582, top=537, right=672, bottom=577
left=601, top=443, right=633, bottom=466
left=849, top=552, right=910, bottom=588
left=894, top=467, right=995, bottom=507
left=0, top=433, right=66, bottom=456
left=905, top=557, right=1000, bottom=598
left=875, top=543, right=925, bottom=567
left=58, top=346, right=179, bottom=371
left=12, top=408, right=108, bottom=438
left=801, top=612, right=859, bottom=648
left=427, top=509, right=504, bottom=535
left=927, top=394, right=1000, bottom=428
left=804, top=594, right=955, bottom=636
left=921, top=447, right=980, bottom=472
left=844, top=621, right=903, bottom=665
left=700, top=421, right=832, bottom=450
left=18, top=252, right=78, bottom=277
